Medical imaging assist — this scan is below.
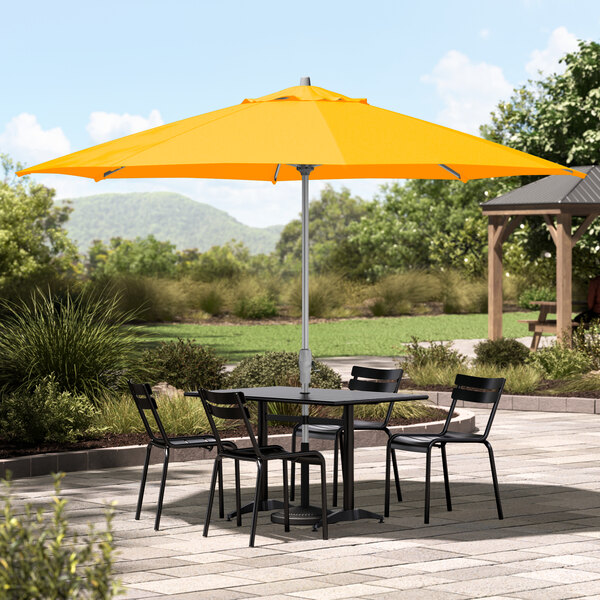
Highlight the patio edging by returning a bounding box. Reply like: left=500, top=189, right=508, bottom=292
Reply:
left=0, top=406, right=475, bottom=481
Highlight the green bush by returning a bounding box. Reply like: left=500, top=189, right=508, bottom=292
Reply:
left=474, top=338, right=530, bottom=368
left=0, top=291, right=138, bottom=399
left=518, top=285, right=555, bottom=310
left=573, top=319, right=600, bottom=370
left=370, top=272, right=441, bottom=316
left=403, top=337, right=467, bottom=370
left=141, top=338, right=225, bottom=391
left=440, top=271, right=487, bottom=314
left=0, top=473, right=122, bottom=599
left=233, top=295, right=278, bottom=320
left=527, top=343, right=592, bottom=379
left=0, top=376, right=97, bottom=444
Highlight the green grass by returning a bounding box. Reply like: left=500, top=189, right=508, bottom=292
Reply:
left=134, top=312, right=539, bottom=361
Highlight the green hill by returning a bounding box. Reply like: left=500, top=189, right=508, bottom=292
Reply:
left=60, top=192, right=284, bottom=254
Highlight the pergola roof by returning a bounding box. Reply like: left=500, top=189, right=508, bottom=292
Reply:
left=481, top=165, right=600, bottom=214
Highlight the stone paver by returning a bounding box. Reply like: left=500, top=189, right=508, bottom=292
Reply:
left=5, top=408, right=600, bottom=598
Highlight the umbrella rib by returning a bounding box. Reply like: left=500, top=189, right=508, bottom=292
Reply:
left=439, top=164, right=461, bottom=180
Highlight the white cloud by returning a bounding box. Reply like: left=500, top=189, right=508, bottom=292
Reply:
left=526, top=27, right=578, bottom=77
left=479, top=28, right=490, bottom=40
left=421, top=50, right=513, bottom=134
left=0, top=113, right=71, bottom=165
left=86, top=109, right=163, bottom=143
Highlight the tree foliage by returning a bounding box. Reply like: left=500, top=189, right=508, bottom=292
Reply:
left=0, top=154, right=77, bottom=286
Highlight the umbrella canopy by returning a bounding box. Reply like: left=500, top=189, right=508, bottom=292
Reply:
left=18, top=82, right=584, bottom=183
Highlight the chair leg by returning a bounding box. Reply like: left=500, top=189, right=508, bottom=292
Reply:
left=155, top=447, right=170, bottom=531
left=282, top=460, right=290, bottom=533
left=234, top=460, right=242, bottom=526
left=485, top=441, right=504, bottom=520
left=319, top=460, right=329, bottom=540
left=290, top=428, right=297, bottom=501
left=218, top=459, right=225, bottom=519
left=391, top=447, right=402, bottom=502
left=203, top=458, right=220, bottom=537
left=249, top=462, right=264, bottom=547
left=136, top=443, right=152, bottom=520
left=332, top=434, right=339, bottom=507
left=384, top=443, right=392, bottom=518
left=440, top=444, right=452, bottom=512
left=424, top=448, right=432, bottom=524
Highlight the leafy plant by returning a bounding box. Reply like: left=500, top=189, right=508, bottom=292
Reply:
left=140, top=338, right=225, bottom=391
left=402, top=337, right=467, bottom=370
left=0, top=473, right=122, bottom=599
left=527, top=343, right=592, bottom=379
left=0, top=290, right=139, bottom=400
left=517, top=285, right=555, bottom=310
left=0, top=376, right=97, bottom=444
left=474, top=338, right=530, bottom=368
left=233, top=295, right=278, bottom=320
left=573, top=319, right=600, bottom=370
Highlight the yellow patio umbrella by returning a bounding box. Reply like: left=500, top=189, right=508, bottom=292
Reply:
left=18, top=78, right=585, bottom=396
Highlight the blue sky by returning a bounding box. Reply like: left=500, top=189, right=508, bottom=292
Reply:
left=2, top=0, right=598, bottom=227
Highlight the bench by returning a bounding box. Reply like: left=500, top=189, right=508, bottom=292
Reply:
left=518, top=318, right=584, bottom=351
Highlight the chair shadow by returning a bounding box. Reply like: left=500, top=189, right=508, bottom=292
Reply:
left=134, top=467, right=600, bottom=543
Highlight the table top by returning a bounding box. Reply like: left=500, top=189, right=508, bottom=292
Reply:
left=186, top=386, right=428, bottom=406
left=530, top=300, right=586, bottom=308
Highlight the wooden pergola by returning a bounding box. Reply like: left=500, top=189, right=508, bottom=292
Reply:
left=481, top=166, right=600, bottom=345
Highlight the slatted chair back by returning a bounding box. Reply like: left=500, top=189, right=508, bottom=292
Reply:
left=441, top=374, right=506, bottom=438
left=128, top=380, right=170, bottom=445
left=199, top=389, right=262, bottom=456
left=349, top=366, right=403, bottom=426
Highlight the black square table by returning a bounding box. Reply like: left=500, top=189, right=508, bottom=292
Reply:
left=192, top=386, right=428, bottom=528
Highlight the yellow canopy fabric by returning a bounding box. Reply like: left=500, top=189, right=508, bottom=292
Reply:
left=17, top=83, right=584, bottom=183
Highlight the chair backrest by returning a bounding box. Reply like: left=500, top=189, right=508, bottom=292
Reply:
left=127, top=380, right=170, bottom=445
left=199, top=389, right=262, bottom=456
left=441, top=374, right=505, bottom=438
left=349, top=366, right=403, bottom=426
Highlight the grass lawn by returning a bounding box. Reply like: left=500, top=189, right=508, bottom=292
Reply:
left=135, top=312, right=539, bottom=361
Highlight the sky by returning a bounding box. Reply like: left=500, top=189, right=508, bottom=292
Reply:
left=1, top=0, right=598, bottom=228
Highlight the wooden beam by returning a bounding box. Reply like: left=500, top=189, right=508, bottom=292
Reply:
left=543, top=215, right=558, bottom=245
left=488, top=215, right=504, bottom=340
left=555, top=214, right=573, bottom=347
left=499, top=215, right=525, bottom=245
left=571, top=213, right=598, bottom=247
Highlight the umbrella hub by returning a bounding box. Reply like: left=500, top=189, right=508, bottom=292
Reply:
left=242, top=85, right=368, bottom=104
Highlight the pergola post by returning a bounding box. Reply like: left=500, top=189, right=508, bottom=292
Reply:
left=556, top=213, right=573, bottom=346
left=488, top=215, right=504, bottom=340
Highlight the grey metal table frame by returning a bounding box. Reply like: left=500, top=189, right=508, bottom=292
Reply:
left=188, top=386, right=428, bottom=528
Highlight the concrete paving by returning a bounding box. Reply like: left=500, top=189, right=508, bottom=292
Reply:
left=7, top=408, right=600, bottom=599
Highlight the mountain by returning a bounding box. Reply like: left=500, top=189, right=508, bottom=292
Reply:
left=60, top=192, right=284, bottom=254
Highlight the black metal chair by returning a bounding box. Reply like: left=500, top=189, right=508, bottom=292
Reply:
left=290, top=366, right=403, bottom=506
left=384, top=374, right=505, bottom=524
left=199, top=388, right=329, bottom=547
left=128, top=381, right=232, bottom=531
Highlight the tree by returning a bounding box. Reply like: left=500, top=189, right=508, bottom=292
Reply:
left=275, top=185, right=368, bottom=274
left=481, top=40, right=600, bottom=283
left=0, top=154, right=77, bottom=286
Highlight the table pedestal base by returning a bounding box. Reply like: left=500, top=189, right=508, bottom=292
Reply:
left=270, top=505, right=324, bottom=526
left=227, top=499, right=284, bottom=521
left=312, top=508, right=383, bottom=531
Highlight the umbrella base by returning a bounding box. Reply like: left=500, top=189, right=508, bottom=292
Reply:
left=270, top=504, right=325, bottom=526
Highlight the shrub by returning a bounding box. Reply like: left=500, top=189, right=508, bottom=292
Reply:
left=0, top=473, right=122, bottom=599
left=474, top=338, right=530, bottom=368
left=573, top=319, right=600, bottom=370
left=286, top=275, right=348, bottom=318
left=196, top=286, right=226, bottom=316
left=403, top=337, right=467, bottom=370
left=0, top=376, right=97, bottom=444
left=227, top=352, right=341, bottom=421
left=233, top=295, right=278, bottom=320
left=141, top=338, right=226, bottom=391
left=440, top=271, right=487, bottom=314
left=0, top=291, right=139, bottom=399
left=370, top=272, right=441, bottom=316
left=527, top=343, right=592, bottom=379
left=518, top=285, right=555, bottom=310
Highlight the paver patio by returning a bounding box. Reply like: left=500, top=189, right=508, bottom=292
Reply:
left=6, top=408, right=600, bottom=599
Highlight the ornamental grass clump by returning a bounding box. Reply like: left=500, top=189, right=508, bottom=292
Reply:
left=0, top=473, right=122, bottom=599
left=370, top=271, right=441, bottom=316
left=0, top=290, right=138, bottom=400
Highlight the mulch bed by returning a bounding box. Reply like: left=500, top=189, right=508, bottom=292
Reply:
left=0, top=408, right=450, bottom=460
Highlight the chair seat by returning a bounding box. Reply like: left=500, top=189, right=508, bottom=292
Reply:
left=161, top=435, right=217, bottom=448
left=390, top=431, right=485, bottom=452
left=223, top=444, right=286, bottom=460
left=301, top=419, right=387, bottom=439
left=353, top=419, right=386, bottom=431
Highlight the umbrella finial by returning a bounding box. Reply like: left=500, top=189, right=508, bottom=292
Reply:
left=300, top=76, right=311, bottom=86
